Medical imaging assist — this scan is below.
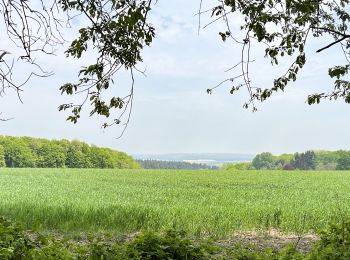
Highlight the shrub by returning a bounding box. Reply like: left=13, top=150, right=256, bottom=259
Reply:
left=221, top=162, right=254, bottom=170
left=0, top=217, right=33, bottom=259
left=5, top=215, right=350, bottom=259
left=283, top=164, right=295, bottom=171
left=122, top=230, right=218, bottom=259
left=227, top=244, right=303, bottom=260
left=308, top=221, right=350, bottom=259
left=252, top=152, right=276, bottom=170
left=0, top=217, right=218, bottom=259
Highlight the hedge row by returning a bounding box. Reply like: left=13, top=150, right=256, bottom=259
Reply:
left=2, top=216, right=350, bottom=259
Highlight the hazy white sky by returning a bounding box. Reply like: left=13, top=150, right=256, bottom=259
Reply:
left=0, top=1, right=349, bottom=155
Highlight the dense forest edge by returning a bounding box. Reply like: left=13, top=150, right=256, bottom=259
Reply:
left=223, top=150, right=350, bottom=171
left=137, top=159, right=218, bottom=170
left=0, top=136, right=140, bottom=169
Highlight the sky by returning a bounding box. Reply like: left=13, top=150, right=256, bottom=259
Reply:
left=0, top=0, right=349, bottom=156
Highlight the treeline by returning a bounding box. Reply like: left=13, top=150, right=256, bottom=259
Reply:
left=0, top=136, right=140, bottom=169
left=137, top=159, right=219, bottom=170
left=251, top=151, right=315, bottom=170
left=222, top=150, right=350, bottom=170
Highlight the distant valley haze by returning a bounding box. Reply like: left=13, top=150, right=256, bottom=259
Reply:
left=133, top=153, right=255, bottom=166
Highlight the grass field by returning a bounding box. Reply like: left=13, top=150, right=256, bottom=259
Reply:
left=0, top=168, right=350, bottom=237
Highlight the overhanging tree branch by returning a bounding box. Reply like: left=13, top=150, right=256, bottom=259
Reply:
left=202, top=0, right=350, bottom=107
left=316, top=36, right=350, bottom=53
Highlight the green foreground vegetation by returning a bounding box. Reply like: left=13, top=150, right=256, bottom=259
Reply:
left=1, top=169, right=350, bottom=237
left=4, top=215, right=350, bottom=259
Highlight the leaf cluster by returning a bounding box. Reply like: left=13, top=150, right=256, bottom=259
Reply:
left=58, top=0, right=155, bottom=128
left=209, top=0, right=350, bottom=108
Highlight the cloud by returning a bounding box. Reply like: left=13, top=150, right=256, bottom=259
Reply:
left=0, top=0, right=349, bottom=155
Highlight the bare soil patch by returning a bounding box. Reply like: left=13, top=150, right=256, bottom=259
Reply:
left=218, top=229, right=320, bottom=254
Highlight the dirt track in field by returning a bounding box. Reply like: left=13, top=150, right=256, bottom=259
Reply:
left=217, top=229, right=320, bottom=254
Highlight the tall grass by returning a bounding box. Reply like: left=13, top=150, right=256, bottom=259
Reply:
left=0, top=169, right=350, bottom=237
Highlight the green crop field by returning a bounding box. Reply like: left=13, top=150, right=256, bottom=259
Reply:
left=0, top=169, right=350, bottom=237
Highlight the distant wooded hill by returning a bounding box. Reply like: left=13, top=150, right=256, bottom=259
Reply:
left=137, top=159, right=219, bottom=170
left=0, top=136, right=140, bottom=169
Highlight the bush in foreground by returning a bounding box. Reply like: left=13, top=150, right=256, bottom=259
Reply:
left=307, top=220, right=350, bottom=259
left=0, top=218, right=219, bottom=259
left=0, top=217, right=33, bottom=259
left=3, top=216, right=350, bottom=259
